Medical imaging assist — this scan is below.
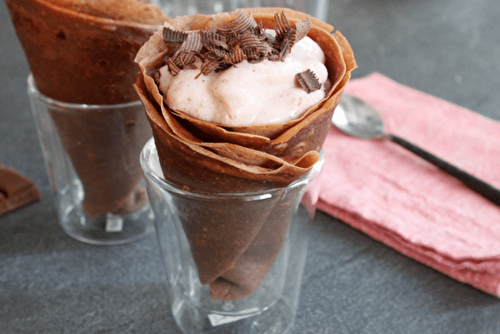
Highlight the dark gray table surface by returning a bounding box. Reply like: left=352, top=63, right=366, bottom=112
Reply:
left=1, top=0, right=500, bottom=333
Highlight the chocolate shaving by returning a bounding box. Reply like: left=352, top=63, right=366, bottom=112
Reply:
left=296, top=69, right=322, bottom=93
left=165, top=57, right=181, bottom=76
left=166, top=33, right=202, bottom=74
left=226, top=45, right=247, bottom=64
left=181, top=32, right=203, bottom=52
left=198, top=59, right=232, bottom=78
left=160, top=10, right=313, bottom=77
left=239, top=34, right=272, bottom=57
left=210, top=38, right=230, bottom=50
left=163, top=27, right=188, bottom=45
left=274, top=12, right=293, bottom=42
left=198, top=59, right=220, bottom=77
left=231, top=11, right=258, bottom=34
left=201, top=30, right=228, bottom=50
left=169, top=50, right=195, bottom=73
left=279, top=39, right=292, bottom=60
left=273, top=12, right=299, bottom=60
left=295, top=18, right=312, bottom=42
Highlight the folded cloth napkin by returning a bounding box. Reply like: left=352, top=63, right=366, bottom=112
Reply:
left=314, top=73, right=500, bottom=296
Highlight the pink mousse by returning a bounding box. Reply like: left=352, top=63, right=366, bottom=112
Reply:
left=157, top=35, right=328, bottom=126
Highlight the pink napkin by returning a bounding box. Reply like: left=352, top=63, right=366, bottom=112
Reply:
left=314, top=73, right=500, bottom=296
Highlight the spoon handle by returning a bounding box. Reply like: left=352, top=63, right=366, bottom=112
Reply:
left=389, top=134, right=500, bottom=207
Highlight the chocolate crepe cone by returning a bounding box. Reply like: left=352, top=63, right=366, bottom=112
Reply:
left=166, top=187, right=281, bottom=288
left=46, top=100, right=152, bottom=216
left=7, top=0, right=168, bottom=215
left=209, top=185, right=305, bottom=300
left=135, top=8, right=356, bottom=299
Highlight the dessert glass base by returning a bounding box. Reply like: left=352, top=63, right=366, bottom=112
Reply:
left=27, top=74, right=154, bottom=245
left=141, top=138, right=324, bottom=334
left=51, top=177, right=154, bottom=245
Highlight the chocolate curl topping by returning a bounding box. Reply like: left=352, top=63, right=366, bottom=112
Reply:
left=166, top=33, right=202, bottom=75
left=199, top=60, right=219, bottom=77
left=165, top=57, right=182, bottom=76
left=231, top=11, right=258, bottom=34
left=226, top=45, right=247, bottom=64
left=181, top=32, right=203, bottom=52
left=239, top=34, right=273, bottom=58
left=274, top=12, right=293, bottom=42
left=274, top=12, right=297, bottom=54
left=201, top=30, right=228, bottom=51
left=163, top=27, right=188, bottom=45
left=295, top=18, right=312, bottom=42
left=160, top=11, right=312, bottom=77
left=296, top=69, right=322, bottom=93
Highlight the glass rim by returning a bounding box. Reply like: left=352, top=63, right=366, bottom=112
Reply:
left=140, top=137, right=325, bottom=200
left=27, top=74, right=142, bottom=110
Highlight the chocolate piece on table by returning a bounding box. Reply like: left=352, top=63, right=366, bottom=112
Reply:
left=0, top=164, right=41, bottom=216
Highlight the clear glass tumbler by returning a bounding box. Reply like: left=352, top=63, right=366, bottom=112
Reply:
left=141, top=138, right=324, bottom=334
left=150, top=0, right=329, bottom=22
left=27, top=75, right=154, bottom=245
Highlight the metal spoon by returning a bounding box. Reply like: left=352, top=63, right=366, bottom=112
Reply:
left=332, top=94, right=500, bottom=207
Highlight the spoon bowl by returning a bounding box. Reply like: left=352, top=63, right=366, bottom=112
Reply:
left=333, top=94, right=385, bottom=138
left=331, top=93, right=500, bottom=207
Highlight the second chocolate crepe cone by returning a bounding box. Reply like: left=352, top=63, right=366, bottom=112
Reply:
left=7, top=0, right=168, bottom=216
left=7, top=0, right=167, bottom=104
left=47, top=100, right=152, bottom=216
left=135, top=8, right=356, bottom=299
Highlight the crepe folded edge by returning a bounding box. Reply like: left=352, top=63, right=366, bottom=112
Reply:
left=134, top=8, right=357, bottom=191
